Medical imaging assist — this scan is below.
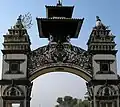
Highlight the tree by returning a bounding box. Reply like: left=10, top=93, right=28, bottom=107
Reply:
left=55, top=96, right=89, bottom=107
left=55, top=96, right=77, bottom=107
left=76, top=99, right=89, bottom=107
left=21, top=12, right=33, bottom=29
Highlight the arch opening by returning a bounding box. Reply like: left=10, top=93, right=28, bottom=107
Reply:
left=30, top=72, right=88, bottom=107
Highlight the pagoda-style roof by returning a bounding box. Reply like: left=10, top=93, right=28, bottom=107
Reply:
left=46, top=5, right=74, bottom=18
left=37, top=2, right=84, bottom=42
left=37, top=18, right=84, bottom=38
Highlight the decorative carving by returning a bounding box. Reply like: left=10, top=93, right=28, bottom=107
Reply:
left=66, top=35, right=70, bottom=43
left=49, top=35, right=54, bottom=43
left=28, top=42, right=92, bottom=75
left=3, top=85, right=24, bottom=96
left=97, top=85, right=116, bottom=96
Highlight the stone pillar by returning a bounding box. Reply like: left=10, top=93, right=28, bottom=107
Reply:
left=0, top=15, right=31, bottom=107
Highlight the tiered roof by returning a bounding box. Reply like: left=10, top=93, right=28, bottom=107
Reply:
left=87, top=16, right=117, bottom=54
left=2, top=15, right=31, bottom=54
left=37, top=1, right=84, bottom=42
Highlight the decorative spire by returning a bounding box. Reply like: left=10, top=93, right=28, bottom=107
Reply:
left=17, top=15, right=22, bottom=22
left=95, top=16, right=103, bottom=27
left=57, top=0, right=62, bottom=6
left=95, top=16, right=108, bottom=30
left=87, top=16, right=116, bottom=51
left=96, top=16, right=101, bottom=21
left=14, top=15, right=24, bottom=29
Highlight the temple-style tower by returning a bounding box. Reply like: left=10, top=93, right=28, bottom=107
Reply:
left=0, top=16, right=32, bottom=107
left=87, top=16, right=119, bottom=107
left=36, top=1, right=84, bottom=43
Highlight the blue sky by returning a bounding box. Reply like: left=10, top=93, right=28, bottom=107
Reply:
left=0, top=0, right=120, bottom=107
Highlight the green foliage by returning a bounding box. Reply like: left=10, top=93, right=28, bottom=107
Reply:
left=76, top=99, right=89, bottom=107
left=56, top=96, right=89, bottom=107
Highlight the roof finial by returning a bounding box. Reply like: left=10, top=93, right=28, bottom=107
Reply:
left=17, top=15, right=22, bottom=21
left=96, top=16, right=101, bottom=21
left=95, top=16, right=108, bottom=30
left=95, top=16, right=102, bottom=27
left=57, top=0, right=62, bottom=6
left=14, top=15, right=24, bottom=29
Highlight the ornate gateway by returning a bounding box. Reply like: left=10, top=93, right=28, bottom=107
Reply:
left=0, top=1, right=119, bottom=107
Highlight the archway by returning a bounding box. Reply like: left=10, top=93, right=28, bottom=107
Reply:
left=27, top=42, right=93, bottom=107
left=0, top=1, right=119, bottom=107
left=30, top=72, right=87, bottom=107
left=28, top=44, right=92, bottom=82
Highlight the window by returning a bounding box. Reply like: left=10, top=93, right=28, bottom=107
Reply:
left=5, top=59, right=25, bottom=74
left=9, top=62, right=20, bottom=74
left=100, top=62, right=109, bottom=71
left=11, top=63, right=19, bottom=71
left=96, top=60, right=115, bottom=74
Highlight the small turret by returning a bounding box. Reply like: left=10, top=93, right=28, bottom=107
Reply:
left=2, top=15, right=31, bottom=54
left=87, top=16, right=117, bottom=54
left=94, top=16, right=108, bottom=30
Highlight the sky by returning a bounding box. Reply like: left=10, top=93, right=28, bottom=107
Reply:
left=0, top=0, right=120, bottom=107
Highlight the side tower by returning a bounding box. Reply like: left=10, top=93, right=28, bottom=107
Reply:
left=87, top=16, right=119, bottom=107
left=0, top=16, right=32, bottom=107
